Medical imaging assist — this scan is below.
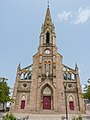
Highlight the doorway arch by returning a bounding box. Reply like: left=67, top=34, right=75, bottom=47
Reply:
left=41, top=84, right=53, bottom=110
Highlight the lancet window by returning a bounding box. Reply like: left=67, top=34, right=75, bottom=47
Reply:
left=46, top=32, right=50, bottom=44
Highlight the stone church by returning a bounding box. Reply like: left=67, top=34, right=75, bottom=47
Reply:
left=11, top=6, right=85, bottom=114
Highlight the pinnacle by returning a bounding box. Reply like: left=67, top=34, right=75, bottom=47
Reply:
left=75, top=63, right=78, bottom=69
left=18, top=62, right=21, bottom=70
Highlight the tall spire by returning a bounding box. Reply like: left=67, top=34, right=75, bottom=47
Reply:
left=41, top=4, right=55, bottom=34
left=44, top=4, right=52, bottom=26
left=40, top=4, right=56, bottom=46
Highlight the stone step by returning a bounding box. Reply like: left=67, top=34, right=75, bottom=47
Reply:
left=39, top=110, right=58, bottom=114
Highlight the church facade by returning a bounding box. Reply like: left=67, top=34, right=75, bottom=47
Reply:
left=11, top=6, right=85, bottom=114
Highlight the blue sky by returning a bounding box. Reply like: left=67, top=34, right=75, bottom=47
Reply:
left=0, top=0, right=90, bottom=91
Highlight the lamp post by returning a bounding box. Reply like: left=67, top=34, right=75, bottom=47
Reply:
left=63, top=82, right=68, bottom=120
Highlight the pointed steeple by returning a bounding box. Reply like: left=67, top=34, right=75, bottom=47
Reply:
left=39, top=4, right=56, bottom=47
left=44, top=5, right=52, bottom=26
left=41, top=5, right=55, bottom=34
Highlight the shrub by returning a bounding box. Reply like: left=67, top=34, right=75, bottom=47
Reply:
left=76, top=116, right=82, bottom=120
left=3, top=113, right=16, bottom=120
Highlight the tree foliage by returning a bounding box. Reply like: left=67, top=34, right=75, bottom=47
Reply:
left=76, top=116, right=82, bottom=120
left=83, top=79, right=90, bottom=101
left=0, top=77, right=11, bottom=111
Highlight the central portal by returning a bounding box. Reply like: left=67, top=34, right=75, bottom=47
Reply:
left=43, top=96, right=51, bottom=109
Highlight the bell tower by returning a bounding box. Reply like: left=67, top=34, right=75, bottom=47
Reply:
left=38, top=5, right=57, bottom=81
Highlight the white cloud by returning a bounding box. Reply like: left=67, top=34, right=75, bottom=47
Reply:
left=74, top=7, right=90, bottom=24
left=56, top=11, right=72, bottom=22
left=56, top=6, right=90, bottom=25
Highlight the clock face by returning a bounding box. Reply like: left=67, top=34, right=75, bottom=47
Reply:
left=45, top=49, right=50, bottom=54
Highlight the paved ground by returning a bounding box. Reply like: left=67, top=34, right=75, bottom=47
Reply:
left=0, top=112, right=90, bottom=120
left=14, top=114, right=90, bottom=120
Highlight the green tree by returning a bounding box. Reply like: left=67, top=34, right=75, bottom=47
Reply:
left=0, top=77, right=11, bottom=111
left=83, top=78, right=90, bottom=101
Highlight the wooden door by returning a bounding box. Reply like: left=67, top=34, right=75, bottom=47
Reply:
left=21, top=100, right=25, bottom=109
left=69, top=101, right=74, bottom=110
left=43, top=96, right=51, bottom=109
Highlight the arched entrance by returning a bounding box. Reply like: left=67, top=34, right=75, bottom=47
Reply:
left=41, top=84, right=53, bottom=110
left=20, top=95, right=26, bottom=109
left=69, top=96, right=74, bottom=111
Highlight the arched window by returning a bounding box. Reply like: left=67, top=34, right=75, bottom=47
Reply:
left=72, top=73, right=75, bottom=80
left=48, top=64, right=50, bottom=75
left=20, top=73, right=26, bottom=80
left=23, top=73, right=25, bottom=79
left=46, top=32, right=50, bottom=43
left=20, top=73, right=24, bottom=80
left=64, top=73, right=67, bottom=80
left=24, top=73, right=27, bottom=80
left=67, top=73, right=71, bottom=80
left=28, top=73, right=32, bottom=80
left=44, top=64, right=46, bottom=74
left=39, top=66, right=41, bottom=74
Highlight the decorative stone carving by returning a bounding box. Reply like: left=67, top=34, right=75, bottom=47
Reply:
left=43, top=87, right=51, bottom=95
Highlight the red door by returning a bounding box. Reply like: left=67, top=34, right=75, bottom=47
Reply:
left=21, top=100, right=25, bottom=109
left=43, top=96, right=51, bottom=109
left=69, top=101, right=74, bottom=110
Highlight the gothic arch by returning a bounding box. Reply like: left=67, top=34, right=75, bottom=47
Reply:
left=67, top=94, right=75, bottom=102
left=19, top=93, right=27, bottom=109
left=43, top=60, right=52, bottom=64
left=39, top=81, right=56, bottom=90
left=40, top=83, right=54, bottom=110
left=20, top=93, right=27, bottom=101
left=44, top=29, right=51, bottom=44
left=67, top=94, right=75, bottom=111
left=44, top=60, right=47, bottom=63
left=41, top=84, right=53, bottom=96
left=45, top=28, right=51, bottom=34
